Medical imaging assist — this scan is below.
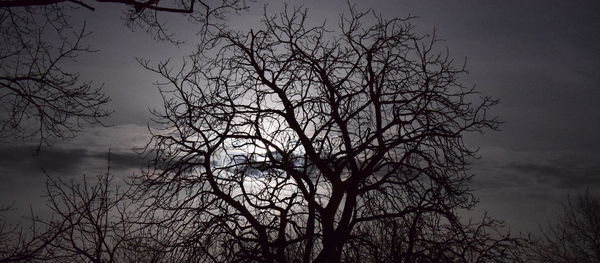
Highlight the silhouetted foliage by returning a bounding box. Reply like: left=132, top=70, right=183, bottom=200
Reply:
left=532, top=191, right=600, bottom=263
left=133, top=5, right=521, bottom=262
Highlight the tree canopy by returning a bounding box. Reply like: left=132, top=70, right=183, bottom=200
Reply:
left=131, top=6, right=519, bottom=262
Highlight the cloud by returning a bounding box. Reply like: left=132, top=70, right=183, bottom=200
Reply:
left=469, top=145, right=600, bottom=189
left=503, top=162, right=600, bottom=189
left=0, top=146, right=89, bottom=177
left=64, top=123, right=151, bottom=153
left=89, top=150, right=148, bottom=171
left=0, top=145, right=147, bottom=181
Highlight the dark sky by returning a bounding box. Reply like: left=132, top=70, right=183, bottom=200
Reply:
left=1, top=0, right=599, bottom=234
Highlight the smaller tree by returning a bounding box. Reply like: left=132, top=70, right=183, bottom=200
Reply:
left=0, top=153, right=140, bottom=263
left=35, top=156, right=135, bottom=263
left=343, top=212, right=526, bottom=263
left=0, top=203, right=51, bottom=263
left=532, top=191, right=600, bottom=263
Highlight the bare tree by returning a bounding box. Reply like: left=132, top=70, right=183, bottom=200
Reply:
left=343, top=212, right=526, bottom=262
left=0, top=0, right=248, bottom=150
left=532, top=191, right=600, bottom=263
left=0, top=204, right=49, bottom=262
left=0, top=153, right=141, bottom=263
left=0, top=0, right=250, bottom=43
left=0, top=194, right=71, bottom=263
left=0, top=0, right=249, bottom=261
left=134, top=5, right=511, bottom=263
left=33, top=154, right=136, bottom=263
left=0, top=5, right=110, bottom=150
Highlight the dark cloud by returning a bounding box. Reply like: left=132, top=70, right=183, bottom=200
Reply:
left=504, top=162, right=600, bottom=189
left=0, top=144, right=146, bottom=224
left=89, top=150, right=148, bottom=171
left=0, top=146, right=89, bottom=177
left=0, top=145, right=145, bottom=179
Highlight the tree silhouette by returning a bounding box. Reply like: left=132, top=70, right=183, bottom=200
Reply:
left=0, top=0, right=248, bottom=150
left=532, top=191, right=600, bottom=263
left=0, top=0, right=248, bottom=43
left=0, top=7, right=110, bottom=150
left=0, top=0, right=249, bottom=261
left=344, top=212, right=526, bottom=262
left=36, top=172, right=131, bottom=262
left=0, top=153, right=147, bottom=263
left=0, top=203, right=52, bottom=263
left=133, top=6, right=517, bottom=262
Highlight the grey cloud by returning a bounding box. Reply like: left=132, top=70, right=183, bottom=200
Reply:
left=506, top=163, right=564, bottom=180
left=89, top=150, right=148, bottom=171
left=502, top=162, right=600, bottom=189
left=0, top=146, right=89, bottom=177
left=468, top=146, right=600, bottom=192
left=0, top=145, right=145, bottom=179
left=0, top=145, right=147, bottom=222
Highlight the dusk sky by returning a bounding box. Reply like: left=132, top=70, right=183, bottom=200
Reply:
left=1, top=0, right=599, bottom=236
